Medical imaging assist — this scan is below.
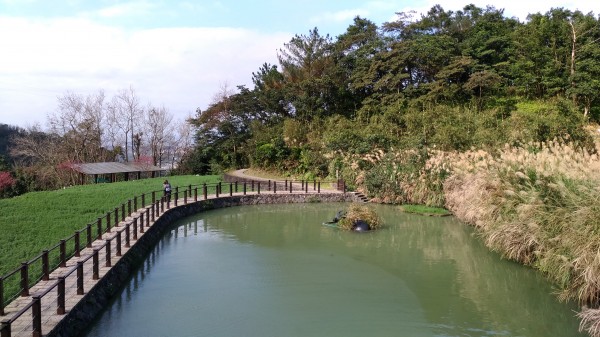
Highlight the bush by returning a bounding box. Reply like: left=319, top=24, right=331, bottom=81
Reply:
left=357, top=148, right=448, bottom=206
left=0, top=171, right=16, bottom=198
left=507, top=100, right=591, bottom=146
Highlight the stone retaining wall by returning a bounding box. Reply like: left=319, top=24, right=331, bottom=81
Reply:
left=48, top=193, right=358, bottom=337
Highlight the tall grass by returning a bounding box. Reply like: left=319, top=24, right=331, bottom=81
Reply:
left=440, top=140, right=600, bottom=336
left=345, top=148, right=449, bottom=207
left=0, top=175, right=220, bottom=278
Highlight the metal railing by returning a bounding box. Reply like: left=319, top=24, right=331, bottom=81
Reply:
left=0, top=178, right=342, bottom=337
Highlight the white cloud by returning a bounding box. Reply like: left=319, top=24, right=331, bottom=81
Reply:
left=0, top=16, right=289, bottom=127
left=409, top=0, right=597, bottom=21
left=94, top=1, right=158, bottom=19
left=310, top=8, right=370, bottom=26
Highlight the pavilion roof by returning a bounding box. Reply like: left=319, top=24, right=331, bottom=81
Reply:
left=70, top=162, right=165, bottom=175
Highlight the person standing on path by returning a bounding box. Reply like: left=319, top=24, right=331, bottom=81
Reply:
left=163, top=179, right=172, bottom=202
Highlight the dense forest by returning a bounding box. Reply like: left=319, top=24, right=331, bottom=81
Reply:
left=183, top=4, right=599, bottom=180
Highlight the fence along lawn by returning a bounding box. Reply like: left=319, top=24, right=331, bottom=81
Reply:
left=0, top=175, right=221, bottom=279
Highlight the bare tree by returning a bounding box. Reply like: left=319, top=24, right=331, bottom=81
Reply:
left=105, top=100, right=125, bottom=161
left=47, top=90, right=106, bottom=163
left=111, top=86, right=143, bottom=161
left=145, top=104, right=173, bottom=167
left=83, top=90, right=107, bottom=160
left=172, top=115, right=195, bottom=168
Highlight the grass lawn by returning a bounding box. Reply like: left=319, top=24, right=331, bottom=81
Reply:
left=0, top=175, right=220, bottom=279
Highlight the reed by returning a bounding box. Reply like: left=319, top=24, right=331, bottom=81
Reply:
left=579, top=307, right=600, bottom=336
left=441, top=139, right=600, bottom=336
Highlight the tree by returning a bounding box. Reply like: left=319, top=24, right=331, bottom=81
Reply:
left=48, top=90, right=107, bottom=163
left=10, top=125, right=71, bottom=188
left=333, top=17, right=386, bottom=120
left=145, top=105, right=173, bottom=167
left=277, top=28, right=337, bottom=121
left=0, top=123, right=23, bottom=163
left=512, top=9, right=572, bottom=99
left=0, top=171, right=16, bottom=193
left=565, top=11, right=600, bottom=116
left=172, top=116, right=195, bottom=169
left=189, top=83, right=249, bottom=170
left=110, top=86, right=143, bottom=161
left=251, top=63, right=289, bottom=120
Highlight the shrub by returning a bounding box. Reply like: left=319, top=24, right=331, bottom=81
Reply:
left=0, top=171, right=16, bottom=198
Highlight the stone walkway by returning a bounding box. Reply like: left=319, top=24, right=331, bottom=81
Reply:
left=0, top=183, right=349, bottom=337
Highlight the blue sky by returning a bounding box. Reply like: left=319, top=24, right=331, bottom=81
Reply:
left=0, top=0, right=596, bottom=128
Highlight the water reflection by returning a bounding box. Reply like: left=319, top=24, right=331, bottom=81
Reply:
left=83, top=203, right=583, bottom=337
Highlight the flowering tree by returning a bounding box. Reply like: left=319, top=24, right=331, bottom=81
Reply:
left=0, top=171, right=16, bottom=195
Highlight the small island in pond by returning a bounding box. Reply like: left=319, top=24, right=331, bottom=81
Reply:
left=326, top=203, right=382, bottom=232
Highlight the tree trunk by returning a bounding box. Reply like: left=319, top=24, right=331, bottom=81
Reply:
left=569, top=20, right=578, bottom=106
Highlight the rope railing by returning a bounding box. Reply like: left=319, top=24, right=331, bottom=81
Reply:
left=0, top=177, right=344, bottom=337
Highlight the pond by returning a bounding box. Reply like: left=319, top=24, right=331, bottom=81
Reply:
left=83, top=203, right=584, bottom=337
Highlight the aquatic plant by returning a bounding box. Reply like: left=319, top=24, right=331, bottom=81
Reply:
left=399, top=204, right=451, bottom=216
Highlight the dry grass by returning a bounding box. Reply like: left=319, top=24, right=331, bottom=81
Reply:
left=579, top=307, right=600, bottom=337
left=338, top=203, right=382, bottom=231
left=439, top=139, right=600, bottom=337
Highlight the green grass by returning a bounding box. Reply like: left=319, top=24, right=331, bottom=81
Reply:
left=0, top=175, right=221, bottom=300
left=398, top=204, right=451, bottom=216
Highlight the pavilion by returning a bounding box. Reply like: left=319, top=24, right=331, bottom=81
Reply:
left=70, top=162, right=166, bottom=184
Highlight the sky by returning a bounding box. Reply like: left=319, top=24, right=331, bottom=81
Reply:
left=0, top=0, right=597, bottom=128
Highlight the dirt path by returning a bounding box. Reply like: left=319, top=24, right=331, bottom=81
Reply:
left=226, top=169, right=340, bottom=193
left=227, top=169, right=271, bottom=181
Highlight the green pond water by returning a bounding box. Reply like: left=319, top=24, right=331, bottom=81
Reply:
left=83, top=203, right=584, bottom=337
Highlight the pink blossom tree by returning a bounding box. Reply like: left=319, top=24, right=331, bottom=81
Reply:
left=0, top=171, right=16, bottom=193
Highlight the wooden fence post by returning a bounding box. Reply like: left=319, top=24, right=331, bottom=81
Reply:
left=1, top=320, right=11, bottom=337
left=133, top=219, right=138, bottom=240
left=87, top=224, right=92, bottom=248
left=116, top=231, right=122, bottom=257
left=97, top=217, right=102, bottom=240
left=32, top=296, right=41, bottom=337
left=77, top=262, right=84, bottom=295
left=59, top=240, right=66, bottom=267
left=92, top=249, right=99, bottom=280
left=0, top=277, right=4, bottom=316
left=106, top=212, right=111, bottom=233
left=20, top=263, right=29, bottom=297
left=74, top=231, right=81, bottom=257
left=105, top=240, right=112, bottom=267
left=42, top=250, right=49, bottom=281
left=57, top=277, right=65, bottom=314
